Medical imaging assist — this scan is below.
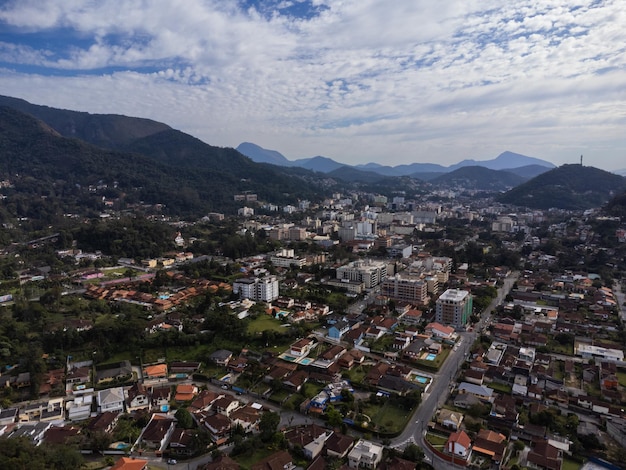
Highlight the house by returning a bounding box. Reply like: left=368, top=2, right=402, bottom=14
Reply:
left=126, top=383, right=150, bottom=411
left=425, top=322, right=455, bottom=341
left=400, top=309, right=423, bottom=326
left=348, top=439, right=383, bottom=469
left=169, top=361, right=201, bottom=375
left=285, top=424, right=331, bottom=460
left=175, top=384, right=198, bottom=402
left=230, top=404, right=262, bottom=433
left=8, top=422, right=51, bottom=445
left=328, top=320, right=350, bottom=340
left=290, top=338, right=314, bottom=357
left=446, top=430, right=471, bottom=459
left=98, top=387, right=125, bottom=413
left=87, top=411, right=120, bottom=434
left=139, top=414, right=177, bottom=451
left=251, top=450, right=295, bottom=470
left=325, top=432, right=354, bottom=458
left=457, top=382, right=495, bottom=403
left=204, top=413, right=231, bottom=445
left=65, top=366, right=91, bottom=389
left=189, top=390, right=219, bottom=412
left=453, top=392, right=482, bottom=410
left=437, top=409, right=463, bottom=431
left=472, top=429, right=507, bottom=465
left=0, top=407, right=18, bottom=426
left=214, top=395, right=241, bottom=416
left=43, top=425, right=81, bottom=445
left=526, top=440, right=562, bottom=470
left=151, top=385, right=171, bottom=409
left=284, top=370, right=309, bottom=392
left=95, top=360, right=132, bottom=385
left=67, top=394, right=94, bottom=421
left=210, top=350, right=233, bottom=367
left=168, top=427, right=196, bottom=458
left=143, top=364, right=167, bottom=380
left=228, top=356, right=249, bottom=373
left=110, top=457, right=149, bottom=470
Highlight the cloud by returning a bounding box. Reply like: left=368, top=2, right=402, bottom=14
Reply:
left=0, top=0, right=625, bottom=170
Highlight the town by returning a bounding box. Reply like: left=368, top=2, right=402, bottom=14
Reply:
left=0, top=183, right=625, bottom=470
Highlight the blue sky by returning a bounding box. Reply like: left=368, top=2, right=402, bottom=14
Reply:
left=1, top=0, right=625, bottom=170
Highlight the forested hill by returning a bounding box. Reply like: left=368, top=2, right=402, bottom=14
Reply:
left=0, top=106, right=321, bottom=222
left=0, top=94, right=170, bottom=148
left=497, top=164, right=626, bottom=210
left=429, top=166, right=525, bottom=190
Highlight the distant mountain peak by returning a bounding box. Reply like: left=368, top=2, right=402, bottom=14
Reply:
left=236, top=142, right=293, bottom=166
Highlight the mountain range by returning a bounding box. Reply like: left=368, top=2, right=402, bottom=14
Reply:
left=0, top=94, right=624, bottom=218
left=236, top=142, right=557, bottom=178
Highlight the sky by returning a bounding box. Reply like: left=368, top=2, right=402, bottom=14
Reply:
left=0, top=0, right=625, bottom=171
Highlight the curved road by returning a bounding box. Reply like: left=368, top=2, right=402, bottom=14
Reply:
left=391, top=272, right=519, bottom=469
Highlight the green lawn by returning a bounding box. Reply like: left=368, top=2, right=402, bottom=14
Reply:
left=234, top=447, right=277, bottom=470
left=617, top=371, right=626, bottom=388
left=302, top=382, right=325, bottom=399
left=247, top=315, right=288, bottom=334
left=562, top=458, right=582, bottom=470
left=269, top=389, right=289, bottom=404
left=488, top=382, right=512, bottom=394
left=361, top=401, right=413, bottom=434
left=283, top=393, right=305, bottom=410
left=343, top=365, right=370, bottom=384
left=414, top=347, right=451, bottom=371
left=425, top=432, right=448, bottom=447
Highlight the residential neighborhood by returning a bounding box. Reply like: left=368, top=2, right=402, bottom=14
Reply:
left=0, top=181, right=626, bottom=470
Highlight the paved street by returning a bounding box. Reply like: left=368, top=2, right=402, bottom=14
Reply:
left=391, top=271, right=519, bottom=469
left=145, top=273, right=520, bottom=470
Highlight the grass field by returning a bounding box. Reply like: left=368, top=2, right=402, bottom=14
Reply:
left=617, top=371, right=626, bottom=388
left=562, top=458, right=582, bottom=470
left=234, top=447, right=277, bottom=470
left=247, top=315, right=289, bottom=334
left=362, top=401, right=413, bottom=434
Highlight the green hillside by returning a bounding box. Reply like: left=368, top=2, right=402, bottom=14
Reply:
left=0, top=106, right=320, bottom=223
left=430, top=166, right=525, bottom=190
left=498, top=164, right=626, bottom=210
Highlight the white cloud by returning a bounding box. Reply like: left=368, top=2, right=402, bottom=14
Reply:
left=0, top=0, right=625, bottom=170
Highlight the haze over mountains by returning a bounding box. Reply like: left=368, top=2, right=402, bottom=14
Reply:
left=236, top=142, right=556, bottom=177
left=0, top=94, right=624, bottom=216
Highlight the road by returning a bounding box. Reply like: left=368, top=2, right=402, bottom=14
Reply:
left=614, top=278, right=625, bottom=323
left=391, top=271, right=519, bottom=469
left=149, top=273, right=520, bottom=470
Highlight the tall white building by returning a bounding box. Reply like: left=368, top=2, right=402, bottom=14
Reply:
left=436, top=289, right=472, bottom=330
left=233, top=276, right=279, bottom=302
left=336, top=259, right=387, bottom=289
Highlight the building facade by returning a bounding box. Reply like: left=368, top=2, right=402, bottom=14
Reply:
left=336, top=259, right=387, bottom=289
left=381, top=274, right=428, bottom=305
left=233, top=276, right=279, bottom=302
left=435, top=289, right=472, bottom=330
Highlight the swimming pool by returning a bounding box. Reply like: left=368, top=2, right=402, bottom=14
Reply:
left=281, top=354, right=297, bottom=362
left=300, top=358, right=313, bottom=365
left=425, top=353, right=436, bottom=361
left=110, top=442, right=130, bottom=450
left=414, top=376, right=429, bottom=384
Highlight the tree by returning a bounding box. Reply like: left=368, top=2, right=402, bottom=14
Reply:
left=259, top=411, right=280, bottom=442
left=326, top=405, right=343, bottom=428
left=175, top=407, right=194, bottom=429
left=402, top=443, right=424, bottom=464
